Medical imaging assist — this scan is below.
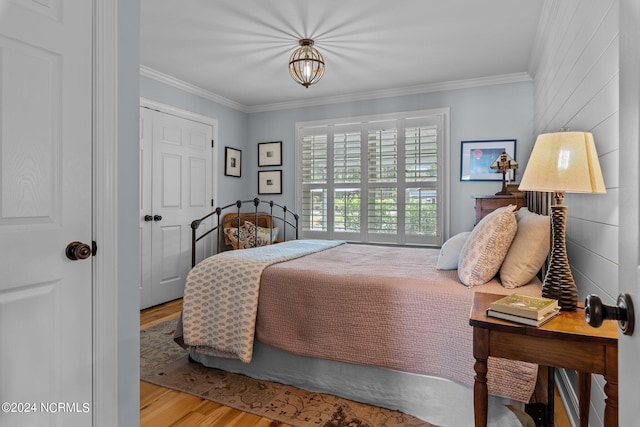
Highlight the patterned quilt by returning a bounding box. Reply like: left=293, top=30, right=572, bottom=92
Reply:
left=177, top=239, right=344, bottom=362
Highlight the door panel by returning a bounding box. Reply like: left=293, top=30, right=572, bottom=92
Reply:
left=139, top=108, right=153, bottom=308
left=140, top=107, right=213, bottom=308
left=0, top=1, right=93, bottom=426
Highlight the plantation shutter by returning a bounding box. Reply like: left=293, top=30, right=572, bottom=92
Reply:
left=300, top=128, right=328, bottom=233
left=297, top=110, right=447, bottom=245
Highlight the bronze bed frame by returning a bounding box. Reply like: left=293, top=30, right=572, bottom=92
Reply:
left=189, top=197, right=300, bottom=267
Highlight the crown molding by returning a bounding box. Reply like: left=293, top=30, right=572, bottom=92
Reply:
left=140, top=65, right=531, bottom=114
left=246, top=73, right=532, bottom=113
left=140, top=65, right=247, bottom=112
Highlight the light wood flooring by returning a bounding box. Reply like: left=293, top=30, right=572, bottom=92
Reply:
left=140, top=299, right=571, bottom=427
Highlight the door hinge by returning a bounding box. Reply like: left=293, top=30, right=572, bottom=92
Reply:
left=211, top=199, right=214, bottom=207
left=211, top=139, right=215, bottom=148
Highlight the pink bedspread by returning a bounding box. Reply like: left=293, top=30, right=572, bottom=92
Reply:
left=256, top=243, right=542, bottom=402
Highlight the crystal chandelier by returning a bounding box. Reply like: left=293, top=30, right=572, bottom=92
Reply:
left=288, top=38, right=325, bottom=88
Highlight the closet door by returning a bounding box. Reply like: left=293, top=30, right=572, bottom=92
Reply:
left=140, top=107, right=213, bottom=308
left=139, top=108, right=154, bottom=308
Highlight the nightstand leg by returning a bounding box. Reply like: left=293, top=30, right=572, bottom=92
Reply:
left=603, top=375, right=618, bottom=427
left=578, top=371, right=591, bottom=427
left=473, top=327, right=489, bottom=427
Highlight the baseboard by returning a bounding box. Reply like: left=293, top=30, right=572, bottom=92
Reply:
left=555, top=368, right=580, bottom=427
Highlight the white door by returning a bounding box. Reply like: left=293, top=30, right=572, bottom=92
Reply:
left=140, top=107, right=213, bottom=308
left=0, top=1, right=93, bottom=426
left=619, top=1, right=640, bottom=424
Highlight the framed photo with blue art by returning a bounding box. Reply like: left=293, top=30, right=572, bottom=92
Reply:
left=460, top=139, right=517, bottom=181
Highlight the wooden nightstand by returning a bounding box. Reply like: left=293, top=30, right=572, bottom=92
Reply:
left=470, top=292, right=618, bottom=427
left=474, top=194, right=525, bottom=224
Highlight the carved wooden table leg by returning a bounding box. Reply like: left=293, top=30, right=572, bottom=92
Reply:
left=473, top=327, right=489, bottom=427
left=578, top=371, right=591, bottom=427
left=603, top=342, right=618, bottom=427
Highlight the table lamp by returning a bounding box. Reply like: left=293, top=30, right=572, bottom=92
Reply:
left=490, top=152, right=518, bottom=195
left=518, top=131, right=606, bottom=311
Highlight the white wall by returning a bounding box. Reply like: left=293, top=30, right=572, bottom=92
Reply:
left=528, top=1, right=619, bottom=425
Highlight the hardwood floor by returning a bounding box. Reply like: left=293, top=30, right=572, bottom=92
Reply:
left=140, top=298, right=290, bottom=427
left=140, top=299, right=571, bottom=427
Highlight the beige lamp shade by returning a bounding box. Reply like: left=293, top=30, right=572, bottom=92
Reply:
left=518, top=131, right=606, bottom=194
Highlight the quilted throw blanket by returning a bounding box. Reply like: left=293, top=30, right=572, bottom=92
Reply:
left=178, top=239, right=344, bottom=363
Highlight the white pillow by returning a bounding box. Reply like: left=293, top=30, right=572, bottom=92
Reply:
left=458, top=205, right=517, bottom=287
left=436, top=232, right=471, bottom=270
left=499, top=208, right=550, bottom=288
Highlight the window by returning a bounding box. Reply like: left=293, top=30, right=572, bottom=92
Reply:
left=296, top=109, right=449, bottom=246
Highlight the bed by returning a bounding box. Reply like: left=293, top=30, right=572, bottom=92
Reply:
left=175, top=193, right=553, bottom=426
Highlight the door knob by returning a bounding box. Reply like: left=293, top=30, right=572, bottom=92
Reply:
left=144, top=215, right=153, bottom=221
left=585, top=293, right=635, bottom=336
left=153, top=215, right=162, bottom=221
left=66, top=241, right=93, bottom=261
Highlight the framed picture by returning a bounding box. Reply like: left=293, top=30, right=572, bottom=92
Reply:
left=225, top=147, right=242, bottom=177
left=460, top=139, right=517, bottom=181
left=258, top=141, right=282, bottom=167
left=258, top=170, right=282, bottom=194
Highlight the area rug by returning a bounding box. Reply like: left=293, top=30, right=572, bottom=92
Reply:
left=140, top=319, right=437, bottom=427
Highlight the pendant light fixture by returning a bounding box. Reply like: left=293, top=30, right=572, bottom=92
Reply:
left=289, top=38, right=325, bottom=88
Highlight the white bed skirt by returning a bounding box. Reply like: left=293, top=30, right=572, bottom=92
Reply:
left=190, top=340, right=526, bottom=427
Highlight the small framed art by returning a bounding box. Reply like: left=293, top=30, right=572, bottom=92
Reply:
left=258, top=141, right=282, bottom=167
left=258, top=170, right=282, bottom=194
left=225, top=147, right=242, bottom=177
left=460, top=139, right=517, bottom=181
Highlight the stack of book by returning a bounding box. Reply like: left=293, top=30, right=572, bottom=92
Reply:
left=487, top=293, right=560, bottom=326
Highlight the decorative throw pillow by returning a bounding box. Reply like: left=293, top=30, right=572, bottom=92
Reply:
left=223, top=226, right=245, bottom=250
left=243, top=222, right=279, bottom=247
left=256, top=225, right=279, bottom=245
left=499, top=208, right=550, bottom=288
left=458, top=205, right=517, bottom=287
left=239, top=221, right=257, bottom=248
left=436, top=231, right=471, bottom=270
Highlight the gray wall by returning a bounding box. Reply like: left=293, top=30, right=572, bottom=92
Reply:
left=141, top=78, right=535, bottom=238
left=119, top=0, right=141, bottom=424
left=529, top=1, right=619, bottom=426
left=246, top=81, right=534, bottom=236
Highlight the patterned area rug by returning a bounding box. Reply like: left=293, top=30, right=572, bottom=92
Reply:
left=140, top=319, right=438, bottom=427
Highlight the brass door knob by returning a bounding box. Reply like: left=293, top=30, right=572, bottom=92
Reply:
left=66, top=241, right=93, bottom=261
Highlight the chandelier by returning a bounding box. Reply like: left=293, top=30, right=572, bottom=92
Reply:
left=288, top=38, right=325, bottom=88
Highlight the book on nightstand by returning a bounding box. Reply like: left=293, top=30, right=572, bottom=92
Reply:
left=486, top=307, right=561, bottom=327
left=488, top=293, right=559, bottom=319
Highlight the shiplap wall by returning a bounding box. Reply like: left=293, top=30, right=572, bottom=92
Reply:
left=529, top=1, right=619, bottom=426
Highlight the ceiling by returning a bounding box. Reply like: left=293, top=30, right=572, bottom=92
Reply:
left=140, top=0, right=544, bottom=112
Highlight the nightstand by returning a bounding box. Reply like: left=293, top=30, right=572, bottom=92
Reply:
left=470, top=292, right=618, bottom=427
left=474, top=194, right=525, bottom=224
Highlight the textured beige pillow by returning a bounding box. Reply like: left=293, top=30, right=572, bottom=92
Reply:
left=436, top=231, right=471, bottom=270
left=458, top=205, right=517, bottom=286
left=499, top=208, right=550, bottom=288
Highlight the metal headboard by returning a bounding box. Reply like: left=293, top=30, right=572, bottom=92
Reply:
left=524, top=190, right=553, bottom=280
left=190, top=197, right=299, bottom=267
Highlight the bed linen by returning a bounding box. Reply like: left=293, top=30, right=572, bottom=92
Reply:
left=179, top=239, right=344, bottom=362
left=178, top=241, right=542, bottom=403
left=255, top=242, right=541, bottom=403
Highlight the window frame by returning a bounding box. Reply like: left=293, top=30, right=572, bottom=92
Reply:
left=295, top=108, right=450, bottom=246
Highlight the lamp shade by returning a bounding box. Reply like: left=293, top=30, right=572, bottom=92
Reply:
left=518, top=131, right=606, bottom=194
